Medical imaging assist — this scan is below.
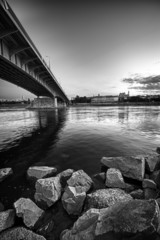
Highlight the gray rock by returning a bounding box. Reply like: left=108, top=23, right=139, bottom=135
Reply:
left=57, top=169, right=74, bottom=188
left=0, top=209, right=15, bottom=233
left=145, top=154, right=159, bottom=173
left=142, top=179, right=157, bottom=189
left=95, top=199, right=160, bottom=237
left=156, top=198, right=160, bottom=207
left=93, top=172, right=106, bottom=183
left=101, top=155, right=145, bottom=181
left=130, top=189, right=144, bottom=199
left=85, top=188, right=132, bottom=210
left=14, top=198, right=44, bottom=228
left=150, top=170, right=160, bottom=189
left=0, top=168, right=13, bottom=182
left=34, top=176, right=62, bottom=208
left=67, top=170, right=93, bottom=193
left=62, top=186, right=86, bottom=215
left=144, top=188, right=157, bottom=200
left=0, top=227, right=46, bottom=240
left=57, top=169, right=74, bottom=180
left=60, top=208, right=100, bottom=240
left=62, top=200, right=160, bottom=239
left=105, top=168, right=126, bottom=188
left=27, top=166, right=57, bottom=183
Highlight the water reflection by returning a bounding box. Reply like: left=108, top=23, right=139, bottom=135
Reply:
left=0, top=106, right=160, bottom=176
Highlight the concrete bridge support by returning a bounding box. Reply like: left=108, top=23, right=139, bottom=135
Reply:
left=29, top=97, right=67, bottom=109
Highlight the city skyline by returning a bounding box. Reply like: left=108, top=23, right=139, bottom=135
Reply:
left=1, top=0, right=160, bottom=99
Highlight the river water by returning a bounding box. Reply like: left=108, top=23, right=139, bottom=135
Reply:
left=0, top=106, right=160, bottom=207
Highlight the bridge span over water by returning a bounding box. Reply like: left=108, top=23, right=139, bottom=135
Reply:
left=0, top=0, right=69, bottom=107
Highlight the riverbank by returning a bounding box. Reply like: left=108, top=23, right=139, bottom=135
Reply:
left=0, top=103, right=29, bottom=109
left=72, top=102, right=160, bottom=106
left=1, top=150, right=160, bottom=240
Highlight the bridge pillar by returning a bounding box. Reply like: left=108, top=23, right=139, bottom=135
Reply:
left=54, top=97, right=58, bottom=108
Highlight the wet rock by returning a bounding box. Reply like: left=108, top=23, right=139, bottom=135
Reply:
left=85, top=188, right=132, bottom=210
left=0, top=202, right=4, bottom=212
left=144, top=188, right=157, bottom=200
left=34, top=176, right=62, bottom=208
left=0, top=168, right=13, bottom=182
left=145, top=155, right=159, bottom=173
left=57, top=169, right=74, bottom=188
left=130, top=189, right=144, bottom=199
left=0, top=227, right=46, bottom=240
left=93, top=172, right=106, bottom=183
left=105, top=168, right=126, bottom=188
left=96, top=199, right=160, bottom=237
left=142, top=179, right=157, bottom=189
left=58, top=169, right=74, bottom=180
left=0, top=209, right=15, bottom=233
left=14, top=198, right=44, bottom=228
left=150, top=170, right=160, bottom=189
left=62, top=200, right=160, bottom=239
left=61, top=200, right=160, bottom=239
left=60, top=208, right=100, bottom=240
left=27, top=166, right=57, bottom=183
left=67, top=170, right=93, bottom=193
left=101, top=155, right=145, bottom=181
left=62, top=186, right=86, bottom=215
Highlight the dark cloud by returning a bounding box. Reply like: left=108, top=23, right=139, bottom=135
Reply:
left=122, top=75, right=160, bottom=91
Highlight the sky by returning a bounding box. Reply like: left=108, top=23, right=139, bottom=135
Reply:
left=1, top=0, right=160, bottom=99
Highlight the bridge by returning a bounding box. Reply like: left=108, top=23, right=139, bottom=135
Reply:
left=0, top=0, right=69, bottom=107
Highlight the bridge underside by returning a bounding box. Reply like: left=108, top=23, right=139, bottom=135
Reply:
left=0, top=56, right=53, bottom=97
left=0, top=0, right=69, bottom=104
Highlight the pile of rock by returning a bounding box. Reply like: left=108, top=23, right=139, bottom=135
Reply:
left=1, top=150, right=160, bottom=240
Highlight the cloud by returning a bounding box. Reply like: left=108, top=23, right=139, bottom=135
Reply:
left=122, top=74, right=160, bottom=91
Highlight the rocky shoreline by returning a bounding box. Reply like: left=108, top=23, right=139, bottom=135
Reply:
left=1, top=150, right=160, bottom=239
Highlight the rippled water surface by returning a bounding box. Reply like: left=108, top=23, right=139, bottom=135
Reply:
left=0, top=106, right=160, bottom=176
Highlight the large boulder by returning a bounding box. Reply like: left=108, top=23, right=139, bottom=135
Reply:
left=60, top=208, right=100, bottom=240
left=85, top=188, right=132, bottom=210
left=101, top=155, right=145, bottom=181
left=27, top=166, right=57, bottom=183
left=0, top=227, right=46, bottom=240
left=0, top=168, right=13, bottom=182
left=67, top=170, right=93, bottom=193
left=105, top=168, right=126, bottom=188
left=95, top=199, right=160, bottom=237
left=0, top=209, right=15, bottom=233
left=62, top=186, right=86, bottom=215
left=14, top=198, right=44, bottom=228
left=61, top=200, right=160, bottom=240
left=34, top=176, right=62, bottom=208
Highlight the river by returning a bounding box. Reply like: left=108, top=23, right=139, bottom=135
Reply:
left=0, top=105, right=160, bottom=207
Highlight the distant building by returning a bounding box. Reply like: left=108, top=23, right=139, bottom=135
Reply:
left=91, top=95, right=119, bottom=104
left=119, top=92, right=129, bottom=102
